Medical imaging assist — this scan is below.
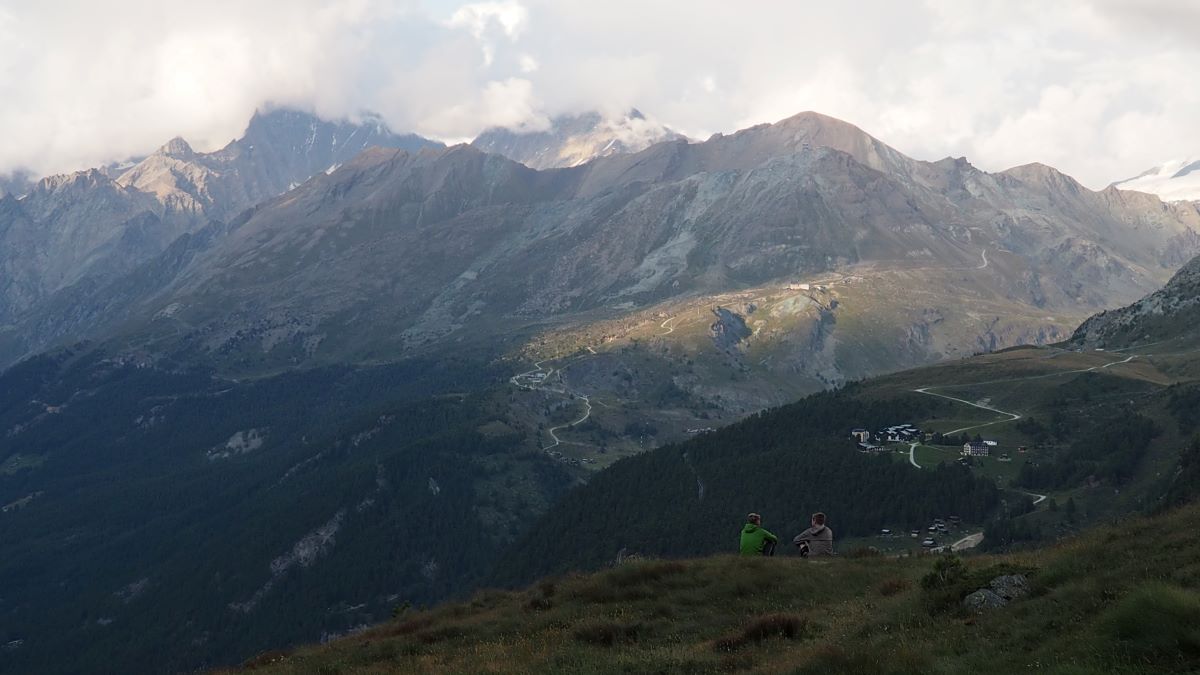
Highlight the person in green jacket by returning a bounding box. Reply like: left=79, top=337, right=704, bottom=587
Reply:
left=740, top=512, right=779, bottom=556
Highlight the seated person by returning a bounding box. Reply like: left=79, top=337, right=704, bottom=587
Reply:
left=739, top=512, right=779, bottom=556
left=793, top=512, right=834, bottom=557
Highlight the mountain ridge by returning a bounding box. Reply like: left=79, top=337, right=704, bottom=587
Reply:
left=1071, top=251, right=1200, bottom=349
left=0, top=108, right=442, bottom=361
left=5, top=109, right=1199, bottom=396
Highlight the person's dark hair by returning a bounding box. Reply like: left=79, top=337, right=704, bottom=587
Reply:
left=812, top=512, right=826, bottom=526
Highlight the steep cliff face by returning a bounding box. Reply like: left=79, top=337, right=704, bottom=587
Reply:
left=1072, top=253, right=1200, bottom=349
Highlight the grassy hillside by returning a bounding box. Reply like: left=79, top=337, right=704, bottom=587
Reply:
left=225, top=501, right=1200, bottom=674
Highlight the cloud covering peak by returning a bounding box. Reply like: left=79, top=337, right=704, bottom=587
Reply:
left=1, top=0, right=1198, bottom=188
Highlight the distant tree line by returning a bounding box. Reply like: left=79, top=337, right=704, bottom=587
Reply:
left=1014, top=414, right=1159, bottom=490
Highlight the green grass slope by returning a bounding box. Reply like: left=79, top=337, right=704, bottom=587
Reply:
left=225, top=501, right=1200, bottom=674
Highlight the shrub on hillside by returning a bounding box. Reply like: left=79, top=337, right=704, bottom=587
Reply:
left=793, top=644, right=931, bottom=674
left=608, top=560, right=687, bottom=587
left=878, top=578, right=910, bottom=597
left=570, top=561, right=688, bottom=603
left=920, top=555, right=966, bottom=590
left=573, top=620, right=644, bottom=646
left=713, top=613, right=814, bottom=652
left=1098, top=583, right=1200, bottom=669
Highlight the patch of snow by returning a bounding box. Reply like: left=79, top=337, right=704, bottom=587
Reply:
left=421, top=558, right=439, bottom=581
left=270, top=511, right=344, bottom=573
left=1115, top=157, right=1200, bottom=201
left=350, top=415, right=395, bottom=448
left=207, top=428, right=267, bottom=461
left=428, top=477, right=441, bottom=495
left=115, top=577, right=150, bottom=604
left=229, top=510, right=345, bottom=613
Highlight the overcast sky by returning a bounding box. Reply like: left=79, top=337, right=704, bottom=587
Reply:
left=1, top=0, right=1196, bottom=188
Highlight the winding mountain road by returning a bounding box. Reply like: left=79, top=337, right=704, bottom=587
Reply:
left=908, top=388, right=1021, bottom=469
left=909, top=352, right=1139, bottom=469
left=659, top=316, right=679, bottom=335
left=543, top=394, right=592, bottom=450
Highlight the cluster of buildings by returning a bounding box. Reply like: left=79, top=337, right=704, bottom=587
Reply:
left=962, top=440, right=997, bottom=457
left=850, top=424, right=921, bottom=452
left=849, top=425, right=1021, bottom=462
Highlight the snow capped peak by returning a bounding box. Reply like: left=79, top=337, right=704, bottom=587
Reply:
left=1114, top=157, right=1200, bottom=202
left=471, top=108, right=685, bottom=169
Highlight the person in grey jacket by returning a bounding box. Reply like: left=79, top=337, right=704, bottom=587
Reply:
left=793, top=512, right=834, bottom=557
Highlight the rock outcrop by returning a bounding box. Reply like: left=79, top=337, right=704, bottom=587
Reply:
left=963, top=573, right=1031, bottom=613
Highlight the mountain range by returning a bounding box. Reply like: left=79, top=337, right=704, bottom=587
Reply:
left=0, top=109, right=440, bottom=347
left=5, top=110, right=1199, bottom=393
left=6, top=105, right=1200, bottom=673
left=1114, top=157, right=1200, bottom=202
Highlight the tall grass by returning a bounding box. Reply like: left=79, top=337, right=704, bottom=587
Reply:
left=1098, top=583, right=1200, bottom=669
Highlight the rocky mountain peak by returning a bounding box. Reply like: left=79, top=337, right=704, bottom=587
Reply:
left=156, top=136, right=196, bottom=159
left=697, top=110, right=919, bottom=182
left=32, top=168, right=114, bottom=196
left=1000, top=162, right=1086, bottom=194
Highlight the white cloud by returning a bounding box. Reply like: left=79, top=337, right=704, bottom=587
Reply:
left=446, top=1, right=528, bottom=66
left=446, top=1, right=527, bottom=40
left=518, top=54, right=539, bottom=73
left=0, top=0, right=1197, bottom=188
